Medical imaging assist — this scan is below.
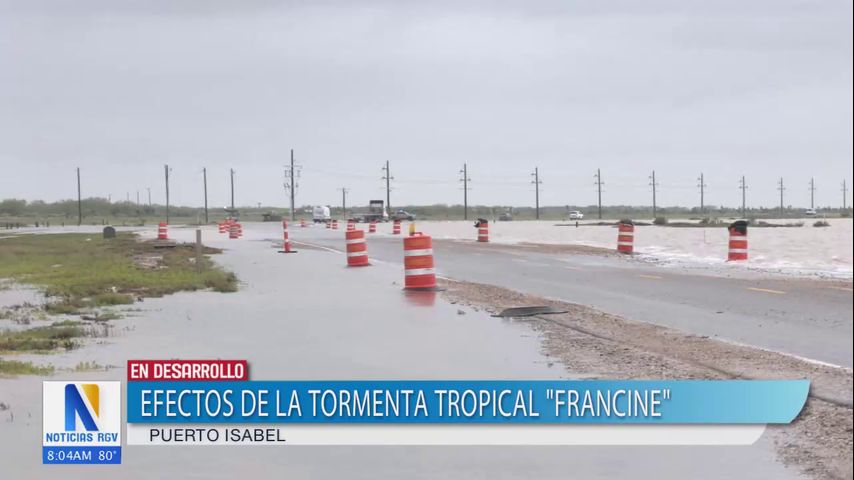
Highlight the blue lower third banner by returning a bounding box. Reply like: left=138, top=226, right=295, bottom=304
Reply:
left=126, top=380, right=809, bottom=424
left=42, top=447, right=122, bottom=464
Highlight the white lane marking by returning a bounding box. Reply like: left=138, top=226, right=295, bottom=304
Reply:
left=746, top=287, right=786, bottom=295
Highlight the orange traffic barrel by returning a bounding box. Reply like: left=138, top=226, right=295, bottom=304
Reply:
left=368, top=221, right=377, bottom=233
left=331, top=219, right=338, bottom=230
left=157, top=222, right=168, bottom=240
left=345, top=229, right=369, bottom=266
left=218, top=221, right=227, bottom=234
left=228, top=223, right=239, bottom=240
left=300, top=218, right=307, bottom=228
left=403, top=233, right=437, bottom=290
left=728, top=220, right=748, bottom=261
left=475, top=219, right=489, bottom=242
left=347, top=220, right=355, bottom=231
left=617, top=220, right=634, bottom=254
left=278, top=220, right=297, bottom=253
left=326, top=220, right=331, bottom=229
left=392, top=219, right=401, bottom=235
left=236, top=223, right=243, bottom=238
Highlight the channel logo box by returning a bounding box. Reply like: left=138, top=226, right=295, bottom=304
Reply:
left=42, top=381, right=121, bottom=464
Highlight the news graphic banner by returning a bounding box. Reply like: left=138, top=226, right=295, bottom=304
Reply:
left=124, top=360, right=809, bottom=446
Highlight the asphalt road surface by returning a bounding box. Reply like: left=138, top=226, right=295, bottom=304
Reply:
left=292, top=225, right=854, bottom=368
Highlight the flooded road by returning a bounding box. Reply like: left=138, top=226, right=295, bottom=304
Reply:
left=1, top=225, right=801, bottom=478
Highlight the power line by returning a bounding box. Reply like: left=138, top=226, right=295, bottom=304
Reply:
left=811, top=177, right=817, bottom=208
left=284, top=149, right=302, bottom=221
left=697, top=173, right=707, bottom=214
left=531, top=167, right=542, bottom=219
left=381, top=161, right=393, bottom=211
left=459, top=163, right=471, bottom=220
left=339, top=187, right=350, bottom=219
left=649, top=170, right=659, bottom=218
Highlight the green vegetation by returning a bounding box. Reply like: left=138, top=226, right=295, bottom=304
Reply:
left=0, top=232, right=237, bottom=314
left=0, top=359, right=54, bottom=376
left=73, top=361, right=106, bottom=372
left=2, top=197, right=852, bottom=225
left=0, top=321, right=85, bottom=352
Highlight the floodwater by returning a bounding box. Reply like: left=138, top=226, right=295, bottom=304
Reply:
left=0, top=226, right=800, bottom=478
left=395, top=219, right=853, bottom=279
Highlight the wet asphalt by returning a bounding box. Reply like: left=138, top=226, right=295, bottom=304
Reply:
left=290, top=223, right=853, bottom=369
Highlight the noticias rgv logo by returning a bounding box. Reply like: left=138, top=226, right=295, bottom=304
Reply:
left=43, top=381, right=121, bottom=464
left=65, top=383, right=100, bottom=432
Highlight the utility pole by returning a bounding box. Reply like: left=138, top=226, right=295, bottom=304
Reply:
left=809, top=177, right=816, bottom=209
left=202, top=167, right=209, bottom=224
left=229, top=168, right=235, bottom=211
left=382, top=161, right=393, bottom=212
left=459, top=163, right=471, bottom=220
left=164, top=164, right=171, bottom=224
left=843, top=180, right=848, bottom=210
left=649, top=170, right=659, bottom=218
left=339, top=187, right=349, bottom=219
left=697, top=173, right=707, bottom=214
left=531, top=167, right=541, bottom=219
left=136, top=190, right=140, bottom=206
left=147, top=187, right=151, bottom=207
left=76, top=167, right=82, bottom=226
left=594, top=169, right=604, bottom=220
left=738, top=175, right=747, bottom=217
left=777, top=177, right=785, bottom=216
left=284, top=149, right=302, bottom=221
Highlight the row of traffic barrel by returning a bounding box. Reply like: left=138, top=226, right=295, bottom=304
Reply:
left=616, top=219, right=749, bottom=261
left=278, top=218, right=439, bottom=290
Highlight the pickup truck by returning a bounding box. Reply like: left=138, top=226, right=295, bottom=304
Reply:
left=569, top=210, right=584, bottom=220
left=391, top=209, right=416, bottom=221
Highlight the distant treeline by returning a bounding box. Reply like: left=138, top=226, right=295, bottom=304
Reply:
left=0, top=197, right=850, bottom=224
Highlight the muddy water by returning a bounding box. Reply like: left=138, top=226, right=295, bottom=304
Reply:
left=0, top=226, right=800, bottom=479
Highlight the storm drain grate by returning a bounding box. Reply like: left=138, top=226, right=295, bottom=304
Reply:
left=492, top=306, right=568, bottom=318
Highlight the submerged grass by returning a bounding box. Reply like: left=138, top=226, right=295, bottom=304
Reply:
left=0, top=232, right=237, bottom=313
left=0, top=359, right=55, bottom=376
left=0, top=321, right=85, bottom=352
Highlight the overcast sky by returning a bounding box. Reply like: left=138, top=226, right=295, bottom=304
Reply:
left=1, top=0, right=851, bottom=209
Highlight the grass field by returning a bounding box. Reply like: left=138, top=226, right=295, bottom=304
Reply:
left=0, top=232, right=237, bottom=373
left=0, top=232, right=237, bottom=313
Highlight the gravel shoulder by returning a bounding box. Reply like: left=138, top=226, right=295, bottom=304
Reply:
left=440, top=278, right=853, bottom=480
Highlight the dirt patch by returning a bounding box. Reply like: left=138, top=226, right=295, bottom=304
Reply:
left=440, top=278, right=853, bottom=480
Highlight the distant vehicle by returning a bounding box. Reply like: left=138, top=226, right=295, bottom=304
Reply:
left=357, top=200, right=389, bottom=223
left=312, top=205, right=331, bottom=223
left=498, top=212, right=513, bottom=221
left=391, top=209, right=416, bottom=221
left=805, top=209, right=817, bottom=216
left=569, top=210, right=584, bottom=220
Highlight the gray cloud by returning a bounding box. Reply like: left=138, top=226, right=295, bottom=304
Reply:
left=1, top=0, right=851, bottom=209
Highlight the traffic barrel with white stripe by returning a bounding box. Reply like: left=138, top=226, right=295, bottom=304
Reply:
left=331, top=219, right=338, bottom=230
left=157, top=222, right=168, bottom=240
left=300, top=218, right=307, bottom=228
left=727, top=220, right=748, bottom=261
left=218, top=221, right=228, bottom=234
left=325, top=220, right=331, bottom=229
left=475, top=218, right=489, bottom=242
left=403, top=233, right=437, bottom=290
left=617, top=220, right=634, bottom=254
left=228, top=223, right=240, bottom=240
left=236, top=223, right=243, bottom=238
left=347, top=220, right=355, bottom=231
left=392, top=219, right=401, bottom=235
left=368, top=221, right=377, bottom=233
left=278, top=220, right=296, bottom=253
left=345, top=229, right=369, bottom=266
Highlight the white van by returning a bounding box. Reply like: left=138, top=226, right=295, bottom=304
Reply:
left=312, top=205, right=331, bottom=223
